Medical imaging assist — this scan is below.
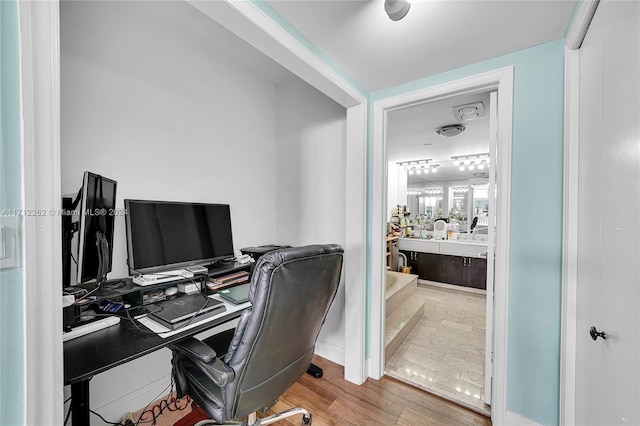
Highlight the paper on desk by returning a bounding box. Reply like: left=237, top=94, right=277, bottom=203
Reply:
left=137, top=294, right=251, bottom=338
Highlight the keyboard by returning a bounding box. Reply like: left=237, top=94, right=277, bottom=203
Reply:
left=133, top=269, right=195, bottom=286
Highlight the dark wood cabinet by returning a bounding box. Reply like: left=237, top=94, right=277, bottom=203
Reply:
left=465, top=256, right=487, bottom=289
left=400, top=250, right=486, bottom=290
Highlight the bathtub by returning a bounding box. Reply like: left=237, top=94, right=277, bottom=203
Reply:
left=385, top=271, right=418, bottom=316
left=386, top=270, right=414, bottom=290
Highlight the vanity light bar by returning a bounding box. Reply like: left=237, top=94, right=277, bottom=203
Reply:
left=408, top=187, right=444, bottom=195
left=402, top=161, right=440, bottom=175
left=397, top=159, right=432, bottom=167
left=452, top=153, right=489, bottom=171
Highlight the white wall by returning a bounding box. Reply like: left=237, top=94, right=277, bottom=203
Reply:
left=60, top=1, right=282, bottom=423
left=61, top=0, right=282, bottom=279
left=275, top=77, right=347, bottom=363
left=61, top=1, right=348, bottom=423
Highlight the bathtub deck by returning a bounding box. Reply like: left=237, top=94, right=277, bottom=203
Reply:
left=385, top=272, right=424, bottom=360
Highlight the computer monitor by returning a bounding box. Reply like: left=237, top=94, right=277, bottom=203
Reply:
left=124, top=199, right=235, bottom=275
left=76, top=172, right=118, bottom=284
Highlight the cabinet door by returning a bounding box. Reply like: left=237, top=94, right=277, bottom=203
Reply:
left=466, top=257, right=487, bottom=290
left=439, top=255, right=465, bottom=286
left=415, top=252, right=439, bottom=281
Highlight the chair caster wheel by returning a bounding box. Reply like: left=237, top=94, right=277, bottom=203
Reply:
left=302, top=414, right=312, bottom=425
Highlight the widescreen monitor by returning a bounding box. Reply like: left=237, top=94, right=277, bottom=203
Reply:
left=76, top=172, right=117, bottom=284
left=124, top=199, right=235, bottom=275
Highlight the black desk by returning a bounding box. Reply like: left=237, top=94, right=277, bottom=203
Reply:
left=64, top=305, right=244, bottom=425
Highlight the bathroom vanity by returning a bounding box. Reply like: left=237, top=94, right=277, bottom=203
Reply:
left=399, top=237, right=488, bottom=290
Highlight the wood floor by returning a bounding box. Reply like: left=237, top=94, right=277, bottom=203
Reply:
left=260, top=355, right=491, bottom=426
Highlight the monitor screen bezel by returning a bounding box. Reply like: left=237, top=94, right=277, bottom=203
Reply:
left=76, top=171, right=118, bottom=284
left=124, top=199, right=235, bottom=275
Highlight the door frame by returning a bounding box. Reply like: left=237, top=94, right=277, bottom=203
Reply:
left=560, top=1, right=600, bottom=424
left=370, top=66, right=514, bottom=424
left=19, top=0, right=64, bottom=424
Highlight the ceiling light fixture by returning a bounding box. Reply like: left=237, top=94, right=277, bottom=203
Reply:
left=436, top=124, right=466, bottom=137
left=385, top=0, right=411, bottom=21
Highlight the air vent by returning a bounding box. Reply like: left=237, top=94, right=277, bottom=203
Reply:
left=452, top=101, right=485, bottom=122
left=436, top=124, right=466, bottom=137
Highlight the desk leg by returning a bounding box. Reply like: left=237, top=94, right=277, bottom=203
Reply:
left=71, top=380, right=91, bottom=425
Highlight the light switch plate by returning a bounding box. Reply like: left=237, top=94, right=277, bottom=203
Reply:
left=0, top=226, right=6, bottom=259
left=0, top=216, right=21, bottom=269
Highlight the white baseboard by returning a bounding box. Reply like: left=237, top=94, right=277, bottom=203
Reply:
left=505, top=411, right=543, bottom=426
left=315, top=341, right=345, bottom=366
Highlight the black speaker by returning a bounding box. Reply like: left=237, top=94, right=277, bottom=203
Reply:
left=63, top=304, right=80, bottom=331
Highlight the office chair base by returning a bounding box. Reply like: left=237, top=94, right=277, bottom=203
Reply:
left=258, top=407, right=311, bottom=425
left=194, top=407, right=312, bottom=426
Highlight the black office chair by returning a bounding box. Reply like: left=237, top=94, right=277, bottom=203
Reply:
left=169, top=244, right=344, bottom=425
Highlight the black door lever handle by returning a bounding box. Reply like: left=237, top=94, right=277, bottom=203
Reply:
left=590, top=326, right=607, bottom=341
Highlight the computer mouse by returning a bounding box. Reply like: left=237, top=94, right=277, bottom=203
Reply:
left=164, top=287, right=178, bottom=296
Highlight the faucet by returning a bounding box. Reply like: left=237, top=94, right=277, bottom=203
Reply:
left=397, top=252, right=407, bottom=272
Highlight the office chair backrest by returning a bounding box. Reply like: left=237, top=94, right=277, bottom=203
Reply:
left=222, top=244, right=343, bottom=420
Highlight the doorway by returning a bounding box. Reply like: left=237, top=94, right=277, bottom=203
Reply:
left=370, top=67, right=514, bottom=422
left=383, top=90, right=493, bottom=415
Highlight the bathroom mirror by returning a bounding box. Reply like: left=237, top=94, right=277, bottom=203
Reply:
left=406, top=177, right=488, bottom=232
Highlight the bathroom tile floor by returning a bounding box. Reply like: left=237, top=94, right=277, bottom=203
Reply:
left=384, top=284, right=490, bottom=416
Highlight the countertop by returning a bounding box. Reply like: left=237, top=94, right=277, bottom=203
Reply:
left=398, top=237, right=488, bottom=258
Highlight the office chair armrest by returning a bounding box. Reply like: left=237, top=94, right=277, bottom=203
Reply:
left=202, top=357, right=235, bottom=387
left=171, top=338, right=235, bottom=386
left=170, top=338, right=217, bottom=363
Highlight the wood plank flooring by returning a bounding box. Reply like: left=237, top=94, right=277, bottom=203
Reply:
left=260, top=355, right=491, bottom=426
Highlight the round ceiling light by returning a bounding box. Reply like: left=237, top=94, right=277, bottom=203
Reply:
left=436, top=124, right=466, bottom=137
left=384, top=0, right=411, bottom=21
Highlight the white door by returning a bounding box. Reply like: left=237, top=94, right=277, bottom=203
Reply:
left=575, top=1, right=640, bottom=424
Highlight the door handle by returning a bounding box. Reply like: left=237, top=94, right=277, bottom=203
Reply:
left=463, top=257, right=467, bottom=267
left=590, top=326, right=607, bottom=341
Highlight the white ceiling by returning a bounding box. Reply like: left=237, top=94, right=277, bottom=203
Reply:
left=259, top=0, right=575, bottom=186
left=181, top=0, right=576, bottom=186
left=388, top=91, right=491, bottom=185
left=266, top=0, right=577, bottom=92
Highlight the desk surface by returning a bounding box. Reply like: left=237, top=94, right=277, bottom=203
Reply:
left=64, top=307, right=243, bottom=385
